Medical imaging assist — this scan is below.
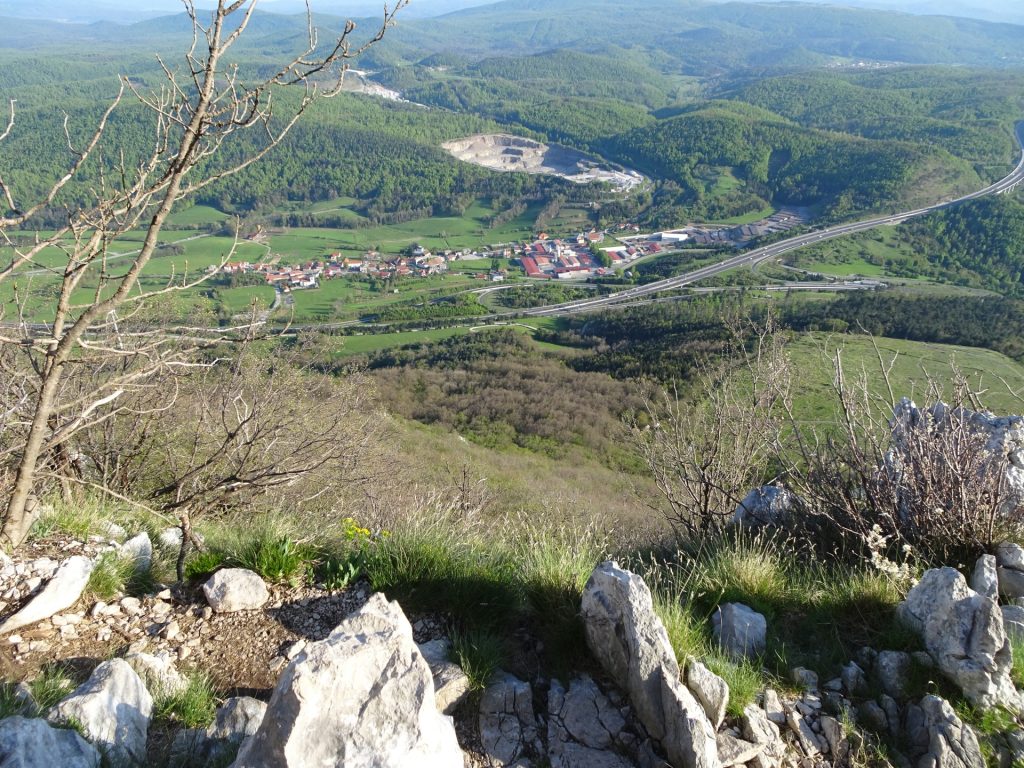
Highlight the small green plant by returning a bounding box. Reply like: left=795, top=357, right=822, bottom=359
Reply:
left=704, top=653, right=763, bottom=718
left=184, top=550, right=227, bottom=581
left=28, top=664, right=77, bottom=711
left=318, top=554, right=362, bottom=591
left=0, top=684, right=31, bottom=719
left=233, top=533, right=316, bottom=586
left=1011, top=634, right=1024, bottom=690
left=86, top=551, right=136, bottom=601
left=153, top=672, right=217, bottom=729
left=452, top=628, right=505, bottom=691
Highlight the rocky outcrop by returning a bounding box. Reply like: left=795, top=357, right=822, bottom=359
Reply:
left=917, top=695, right=985, bottom=768
left=418, top=638, right=471, bottom=716
left=996, top=542, right=1024, bottom=600
left=898, top=567, right=1021, bottom=711
left=0, top=556, right=92, bottom=635
left=202, top=568, right=270, bottom=613
left=686, top=659, right=729, bottom=730
left=171, top=696, right=266, bottom=767
left=48, top=658, right=152, bottom=767
left=581, top=562, right=719, bottom=768
left=232, top=593, right=462, bottom=768
left=0, top=716, right=100, bottom=768
left=891, top=399, right=1024, bottom=511
left=547, top=676, right=634, bottom=768
left=712, top=603, right=766, bottom=661
left=732, top=487, right=795, bottom=528
left=480, top=672, right=539, bottom=767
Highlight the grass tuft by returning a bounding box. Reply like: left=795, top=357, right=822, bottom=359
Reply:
left=183, top=550, right=227, bottom=581
left=153, top=672, right=218, bottom=729
left=86, top=550, right=137, bottom=601
left=451, top=627, right=505, bottom=691
left=233, top=534, right=315, bottom=586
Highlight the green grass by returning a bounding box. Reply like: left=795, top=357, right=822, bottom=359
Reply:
left=183, top=550, right=227, bottom=582
left=86, top=550, right=138, bottom=601
left=451, top=628, right=505, bottom=691
left=153, top=671, right=217, bottom=729
left=231, top=532, right=316, bottom=587
left=165, top=204, right=229, bottom=227
left=786, top=333, right=1024, bottom=427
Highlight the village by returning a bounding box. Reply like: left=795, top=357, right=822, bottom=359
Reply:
left=212, top=208, right=813, bottom=290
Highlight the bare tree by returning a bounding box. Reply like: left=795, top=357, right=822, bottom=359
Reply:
left=782, top=344, right=1023, bottom=565
left=627, top=315, right=791, bottom=543
left=0, top=0, right=406, bottom=547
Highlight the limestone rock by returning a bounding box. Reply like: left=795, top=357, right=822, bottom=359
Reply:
left=789, top=667, right=818, bottom=692
left=841, top=661, right=867, bottom=696
left=480, top=672, right=538, bottom=767
left=819, top=715, right=850, bottom=764
left=125, top=650, right=187, bottom=697
left=716, top=733, right=762, bottom=767
left=0, top=716, right=100, bottom=768
left=48, top=659, right=152, bottom=767
left=232, top=593, right=461, bottom=768
left=917, top=695, right=984, bottom=768
left=732, top=486, right=795, bottom=528
left=762, top=689, right=786, bottom=725
left=661, top=672, right=720, bottom=768
left=418, top=639, right=471, bottom=716
left=741, top=705, right=787, bottom=768
left=970, top=555, right=998, bottom=602
left=875, top=650, right=912, bottom=700
left=171, top=696, right=266, bottom=767
left=581, top=562, right=679, bottom=740
left=686, top=659, right=729, bottom=730
left=999, top=543, right=1024, bottom=599
left=0, top=556, right=93, bottom=635
left=547, top=677, right=634, bottom=768
left=202, top=568, right=269, bottom=613
left=119, top=532, right=152, bottom=575
left=1003, top=604, right=1024, bottom=641
left=712, top=603, right=766, bottom=661
left=898, top=567, right=1021, bottom=711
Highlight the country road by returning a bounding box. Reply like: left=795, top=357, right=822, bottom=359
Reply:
left=517, top=121, right=1024, bottom=318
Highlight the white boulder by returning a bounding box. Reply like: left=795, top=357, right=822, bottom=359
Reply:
left=232, top=593, right=462, bottom=768
left=712, top=603, right=766, bottom=661
left=202, top=568, right=269, bottom=613
left=898, top=567, right=1021, bottom=712
left=0, top=716, right=100, bottom=768
left=0, top=556, right=93, bottom=635
left=48, top=659, right=152, bottom=767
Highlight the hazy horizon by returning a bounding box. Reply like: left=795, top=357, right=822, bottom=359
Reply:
left=1, top=0, right=1022, bottom=26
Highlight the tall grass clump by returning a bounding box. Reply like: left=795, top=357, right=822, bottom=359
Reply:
left=153, top=672, right=217, bottom=729
left=451, top=627, right=506, bottom=691
left=86, top=550, right=138, bottom=601
left=197, top=516, right=316, bottom=586
left=361, top=511, right=521, bottom=627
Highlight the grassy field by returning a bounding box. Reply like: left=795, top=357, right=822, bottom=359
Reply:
left=786, top=333, right=1024, bottom=425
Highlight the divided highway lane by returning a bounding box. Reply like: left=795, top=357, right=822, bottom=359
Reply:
left=522, top=121, right=1024, bottom=318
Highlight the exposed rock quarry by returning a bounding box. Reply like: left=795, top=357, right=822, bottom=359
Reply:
left=898, top=567, right=1022, bottom=711
left=442, top=134, right=643, bottom=192
left=232, top=593, right=462, bottom=767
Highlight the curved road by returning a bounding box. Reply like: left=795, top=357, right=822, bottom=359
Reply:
left=520, top=121, right=1024, bottom=318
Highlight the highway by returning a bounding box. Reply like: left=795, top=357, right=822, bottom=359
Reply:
left=519, top=121, right=1024, bottom=318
